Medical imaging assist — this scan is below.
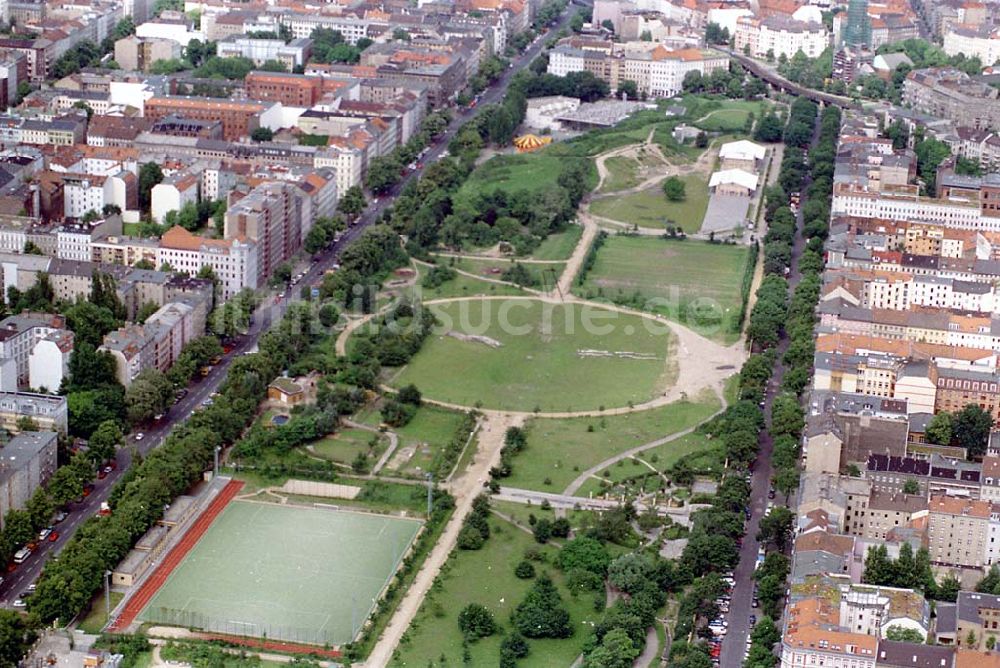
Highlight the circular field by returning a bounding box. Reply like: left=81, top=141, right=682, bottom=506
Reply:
left=390, top=298, right=677, bottom=412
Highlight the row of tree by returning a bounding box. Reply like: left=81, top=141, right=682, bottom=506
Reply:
left=26, top=303, right=321, bottom=623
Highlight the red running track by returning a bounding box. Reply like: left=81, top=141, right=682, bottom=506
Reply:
left=109, top=479, right=245, bottom=632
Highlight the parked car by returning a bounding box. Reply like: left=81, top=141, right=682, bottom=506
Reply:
left=47, top=531, right=58, bottom=542
left=37, top=528, right=50, bottom=541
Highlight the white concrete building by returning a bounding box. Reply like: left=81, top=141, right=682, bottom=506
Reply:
left=0, top=313, right=68, bottom=388
left=135, top=18, right=205, bottom=47
left=734, top=15, right=829, bottom=59
left=28, top=330, right=73, bottom=393
left=151, top=172, right=199, bottom=224
left=157, top=226, right=259, bottom=300
left=943, top=25, right=1000, bottom=66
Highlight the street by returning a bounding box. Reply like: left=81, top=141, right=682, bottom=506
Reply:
left=0, top=3, right=581, bottom=611
left=719, top=117, right=816, bottom=668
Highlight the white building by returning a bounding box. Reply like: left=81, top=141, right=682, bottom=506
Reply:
left=524, top=96, right=581, bottom=131
left=151, top=172, right=199, bottom=224
left=943, top=25, right=1000, bottom=66
left=0, top=313, right=68, bottom=388
left=216, top=37, right=311, bottom=69
left=28, top=330, right=73, bottom=393
left=314, top=141, right=364, bottom=195
left=734, top=15, right=829, bottom=59
left=547, top=46, right=586, bottom=77
left=157, top=226, right=259, bottom=300
left=135, top=18, right=205, bottom=47
left=62, top=172, right=131, bottom=220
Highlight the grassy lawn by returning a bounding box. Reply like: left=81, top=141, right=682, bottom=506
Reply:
left=576, top=432, right=724, bottom=498
left=452, top=258, right=564, bottom=292
left=412, top=264, right=529, bottom=300
left=390, top=299, right=677, bottom=412
left=391, top=515, right=600, bottom=668
left=599, top=148, right=666, bottom=193
left=503, top=389, right=721, bottom=492
left=359, top=403, right=470, bottom=477
left=310, top=427, right=385, bottom=466
left=529, top=226, right=582, bottom=261
left=577, top=236, right=752, bottom=344
left=78, top=591, right=124, bottom=634
left=232, top=471, right=434, bottom=516
left=695, top=109, right=753, bottom=133
left=456, top=152, right=597, bottom=207
left=590, top=173, right=709, bottom=233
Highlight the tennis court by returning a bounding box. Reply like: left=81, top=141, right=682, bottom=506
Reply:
left=137, top=500, right=422, bottom=646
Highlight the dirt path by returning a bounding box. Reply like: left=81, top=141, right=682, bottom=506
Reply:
left=412, top=258, right=542, bottom=295
left=553, top=211, right=598, bottom=297
left=429, top=251, right=565, bottom=265
left=364, top=412, right=523, bottom=668
left=562, top=401, right=726, bottom=496
left=340, top=418, right=400, bottom=475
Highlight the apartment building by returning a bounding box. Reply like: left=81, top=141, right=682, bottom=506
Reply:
left=144, top=97, right=272, bottom=141
left=99, top=296, right=201, bottom=386
left=942, top=25, right=1000, bottom=65
left=244, top=71, right=324, bottom=107
left=0, top=313, right=68, bottom=389
left=780, top=598, right=878, bottom=668
left=547, top=43, right=728, bottom=98
left=27, top=329, right=72, bottom=393
left=114, top=35, right=181, bottom=72
left=216, top=37, right=312, bottom=70
left=956, top=592, right=1000, bottom=651
left=902, top=68, right=1000, bottom=132
left=927, top=496, right=991, bottom=568
left=0, top=431, right=57, bottom=528
left=861, top=491, right=927, bottom=540
left=0, top=392, right=67, bottom=434
left=734, top=15, right=829, bottom=59
left=223, top=181, right=306, bottom=283
left=157, top=226, right=259, bottom=300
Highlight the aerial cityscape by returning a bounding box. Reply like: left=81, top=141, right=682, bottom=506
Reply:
left=0, top=0, right=994, bottom=662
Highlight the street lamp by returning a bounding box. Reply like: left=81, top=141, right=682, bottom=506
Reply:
left=104, top=570, right=112, bottom=620
left=425, top=472, right=433, bottom=517
left=214, top=446, right=221, bottom=478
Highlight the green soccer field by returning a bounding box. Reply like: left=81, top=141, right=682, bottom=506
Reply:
left=138, top=501, right=422, bottom=646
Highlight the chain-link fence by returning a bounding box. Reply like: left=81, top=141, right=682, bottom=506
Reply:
left=143, top=607, right=349, bottom=646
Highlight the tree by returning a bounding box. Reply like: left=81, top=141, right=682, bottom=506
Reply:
left=87, top=420, right=123, bottom=465
left=457, top=603, right=497, bottom=641
left=926, top=411, right=953, bottom=445
left=695, top=131, right=708, bottom=148
left=607, top=553, right=655, bottom=595
left=601, top=18, right=614, bottom=31
left=65, top=301, right=118, bottom=348
left=559, top=536, right=611, bottom=577
left=0, top=610, right=31, bottom=667
left=757, top=507, right=794, bottom=551
left=499, top=632, right=529, bottom=668
left=754, top=112, right=784, bottom=143
left=138, top=162, right=164, bottom=214
left=618, top=80, right=638, bottom=100
left=585, top=628, right=640, bottom=668
left=125, top=368, right=174, bottom=425
left=511, top=574, right=573, bottom=638
left=251, top=127, right=274, bottom=142
left=862, top=544, right=894, bottom=585
left=902, top=478, right=920, bottom=495
left=515, top=560, right=536, bottom=579
left=663, top=176, right=686, bottom=202
left=885, top=626, right=924, bottom=643
left=953, top=404, right=992, bottom=458
left=533, top=518, right=552, bottom=543
left=338, top=185, right=366, bottom=218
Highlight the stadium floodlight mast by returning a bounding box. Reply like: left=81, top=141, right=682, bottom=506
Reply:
left=425, top=472, right=433, bottom=517
left=214, top=446, right=221, bottom=477
left=104, top=570, right=112, bottom=619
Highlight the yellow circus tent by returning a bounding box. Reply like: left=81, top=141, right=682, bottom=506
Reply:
left=513, top=134, right=552, bottom=153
